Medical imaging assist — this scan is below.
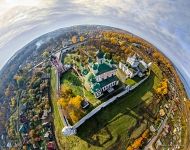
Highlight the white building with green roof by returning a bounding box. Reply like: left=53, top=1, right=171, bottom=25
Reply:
left=82, top=50, right=119, bottom=98
left=119, top=54, right=152, bottom=78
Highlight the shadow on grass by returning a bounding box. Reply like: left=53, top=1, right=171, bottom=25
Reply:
left=75, top=72, right=156, bottom=148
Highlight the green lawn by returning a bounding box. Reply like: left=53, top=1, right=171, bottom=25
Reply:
left=125, top=78, right=136, bottom=86
left=51, top=63, right=162, bottom=149
left=50, top=68, right=66, bottom=148
left=63, top=53, right=82, bottom=68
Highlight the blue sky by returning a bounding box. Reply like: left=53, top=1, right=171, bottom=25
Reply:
left=0, top=0, right=190, bottom=96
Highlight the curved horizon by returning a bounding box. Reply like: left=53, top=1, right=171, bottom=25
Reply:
left=0, top=0, right=189, bottom=97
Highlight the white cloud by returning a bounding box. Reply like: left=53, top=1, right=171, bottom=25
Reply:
left=0, top=0, right=190, bottom=95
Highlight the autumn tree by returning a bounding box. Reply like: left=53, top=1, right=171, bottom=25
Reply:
left=131, top=137, right=143, bottom=149
left=80, top=36, right=85, bottom=42
left=69, top=109, right=82, bottom=124
left=8, top=127, right=15, bottom=139
left=127, top=129, right=149, bottom=149
left=156, top=78, right=168, bottom=95
left=127, top=146, right=133, bottom=150
left=69, top=95, right=83, bottom=109
left=10, top=97, right=16, bottom=109
left=71, top=36, right=77, bottom=44
left=29, top=129, right=35, bottom=138
left=57, top=98, right=67, bottom=108
left=142, top=129, right=149, bottom=139
left=42, top=51, right=49, bottom=58
left=60, top=85, right=74, bottom=99
left=119, top=41, right=127, bottom=47
left=110, top=37, right=118, bottom=45
left=14, top=75, right=25, bottom=88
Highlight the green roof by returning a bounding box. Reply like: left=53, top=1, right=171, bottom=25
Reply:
left=96, top=50, right=104, bottom=58
left=81, top=69, right=89, bottom=75
left=89, top=76, right=96, bottom=84
left=99, top=76, right=118, bottom=88
left=86, top=73, right=95, bottom=82
left=88, top=57, right=93, bottom=63
left=91, top=83, right=101, bottom=92
left=91, top=75, right=118, bottom=93
left=95, top=63, right=115, bottom=75
left=92, top=63, right=98, bottom=70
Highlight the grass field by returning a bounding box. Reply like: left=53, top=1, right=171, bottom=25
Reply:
left=50, top=68, right=66, bottom=148
left=51, top=63, right=163, bottom=150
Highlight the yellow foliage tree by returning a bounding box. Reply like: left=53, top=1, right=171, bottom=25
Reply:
left=110, top=37, right=118, bottom=45
left=152, top=52, right=160, bottom=59
left=69, top=95, right=83, bottom=109
left=126, top=146, right=134, bottom=150
left=69, top=110, right=80, bottom=123
left=60, top=85, right=73, bottom=99
left=42, top=51, right=49, bottom=58
left=124, top=47, right=131, bottom=55
left=80, top=36, right=85, bottom=42
left=156, top=87, right=162, bottom=93
left=10, top=97, right=16, bottom=108
left=13, top=75, right=22, bottom=81
left=156, top=78, right=168, bottom=95
left=132, top=137, right=143, bottom=149
left=57, top=98, right=67, bottom=108
left=142, top=129, right=149, bottom=139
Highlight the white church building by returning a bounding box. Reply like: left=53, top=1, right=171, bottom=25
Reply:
left=119, top=54, right=152, bottom=78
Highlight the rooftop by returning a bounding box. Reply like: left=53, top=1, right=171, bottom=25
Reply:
left=91, top=76, right=118, bottom=92
left=93, top=62, right=116, bottom=76
left=96, top=50, right=104, bottom=58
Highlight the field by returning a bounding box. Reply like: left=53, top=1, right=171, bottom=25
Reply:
left=50, top=62, right=163, bottom=150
